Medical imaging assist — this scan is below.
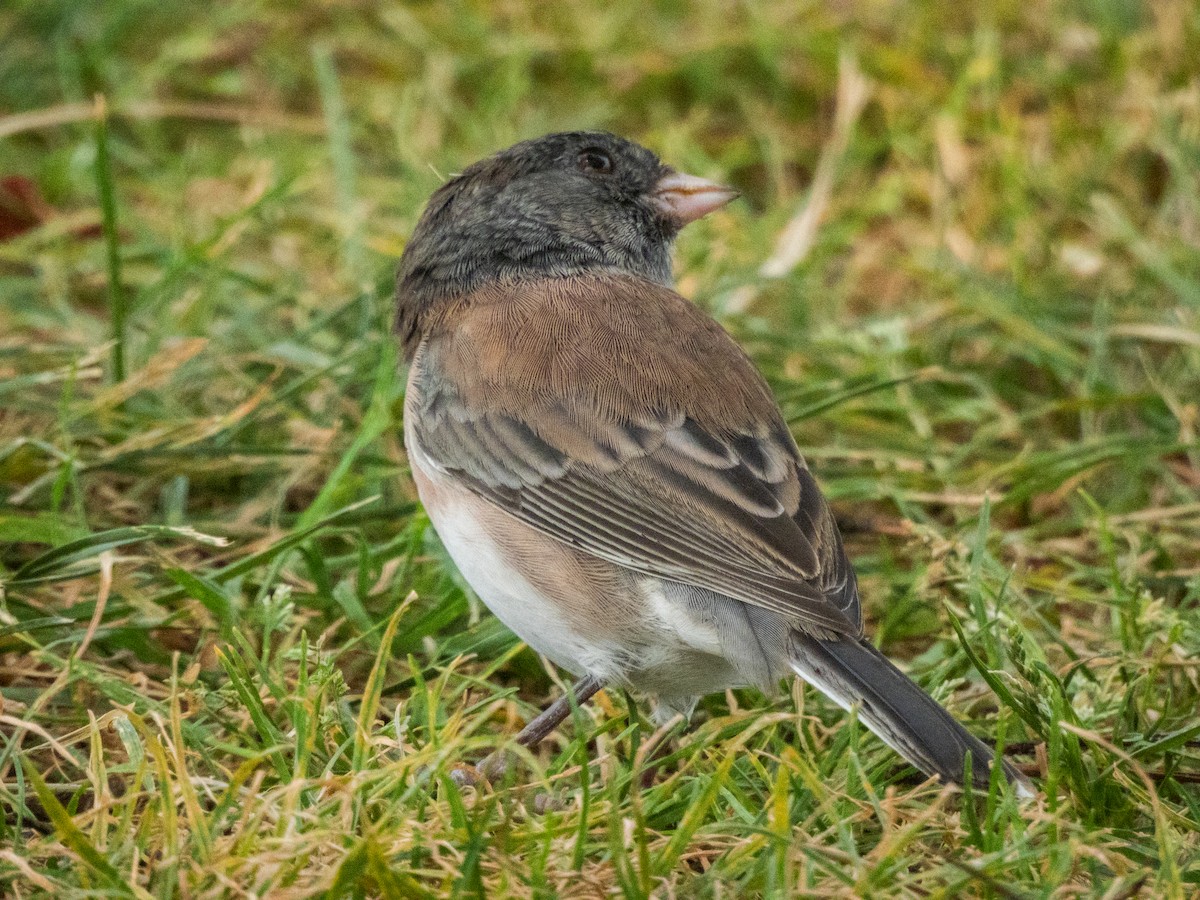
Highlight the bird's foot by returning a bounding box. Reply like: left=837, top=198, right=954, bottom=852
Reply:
left=448, top=749, right=512, bottom=788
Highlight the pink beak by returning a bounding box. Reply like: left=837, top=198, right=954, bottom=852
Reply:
left=651, top=170, right=739, bottom=225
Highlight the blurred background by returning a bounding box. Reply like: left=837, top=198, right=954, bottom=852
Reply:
left=1, top=0, right=1198, bottom=895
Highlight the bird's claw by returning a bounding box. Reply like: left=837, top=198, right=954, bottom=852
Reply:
left=447, top=750, right=513, bottom=789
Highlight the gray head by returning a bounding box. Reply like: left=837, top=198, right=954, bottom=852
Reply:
left=395, top=131, right=736, bottom=350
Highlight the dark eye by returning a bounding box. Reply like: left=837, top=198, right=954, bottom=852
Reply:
left=577, top=148, right=613, bottom=175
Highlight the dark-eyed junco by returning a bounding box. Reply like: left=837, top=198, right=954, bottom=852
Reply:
left=396, top=131, right=1032, bottom=796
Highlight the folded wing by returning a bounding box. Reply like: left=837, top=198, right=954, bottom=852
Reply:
left=406, top=274, right=861, bottom=638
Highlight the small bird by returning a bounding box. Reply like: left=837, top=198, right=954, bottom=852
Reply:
left=396, top=131, right=1032, bottom=796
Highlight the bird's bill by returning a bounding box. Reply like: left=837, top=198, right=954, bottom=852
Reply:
left=651, top=170, right=739, bottom=225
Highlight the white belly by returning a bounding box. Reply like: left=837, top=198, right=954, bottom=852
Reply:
left=406, top=430, right=625, bottom=678
left=426, top=484, right=599, bottom=673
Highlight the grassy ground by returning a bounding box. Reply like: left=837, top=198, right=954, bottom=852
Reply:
left=2, top=0, right=1199, bottom=896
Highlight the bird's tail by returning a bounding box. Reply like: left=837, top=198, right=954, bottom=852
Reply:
left=789, top=633, right=1034, bottom=799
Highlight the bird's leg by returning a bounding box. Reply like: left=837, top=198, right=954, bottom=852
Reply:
left=514, top=673, right=606, bottom=747
left=472, top=673, right=606, bottom=782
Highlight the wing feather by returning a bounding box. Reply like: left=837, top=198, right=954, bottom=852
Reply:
left=405, top=274, right=862, bottom=636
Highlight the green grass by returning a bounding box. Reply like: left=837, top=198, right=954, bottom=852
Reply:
left=1, top=0, right=1198, bottom=896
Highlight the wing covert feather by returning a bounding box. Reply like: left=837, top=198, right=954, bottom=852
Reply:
left=406, top=274, right=861, bottom=636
